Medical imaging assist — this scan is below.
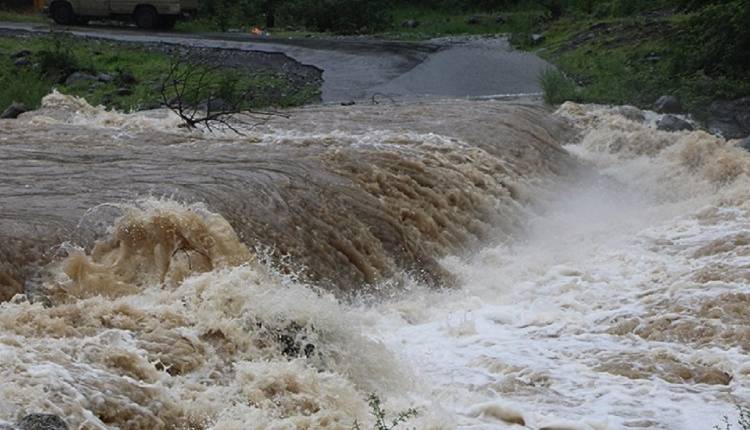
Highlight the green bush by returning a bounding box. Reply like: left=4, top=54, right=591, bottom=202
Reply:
left=539, top=68, right=578, bottom=104
left=36, top=33, right=88, bottom=82
left=0, top=68, right=51, bottom=112
left=677, top=0, right=750, bottom=78
left=278, top=0, right=394, bottom=33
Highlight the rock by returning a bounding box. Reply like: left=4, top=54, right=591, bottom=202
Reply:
left=657, top=115, right=693, bottom=132
left=117, top=71, right=137, bottom=86
left=401, top=19, right=419, bottom=28
left=613, top=105, right=645, bottom=123
left=0, top=423, right=19, bottom=430
left=12, top=50, right=31, bottom=58
left=115, top=87, right=133, bottom=96
left=340, top=100, right=356, bottom=106
left=165, top=96, right=183, bottom=107
left=738, top=136, right=750, bottom=151
left=495, top=15, right=507, bottom=24
left=531, top=33, right=545, bottom=44
left=13, top=57, right=30, bottom=67
left=1, top=102, right=28, bottom=119
left=467, top=15, right=482, bottom=25
left=97, top=73, right=114, bottom=83
left=653, top=95, right=682, bottom=114
left=707, top=97, right=750, bottom=139
left=64, top=72, right=97, bottom=86
left=18, top=414, right=68, bottom=430
left=199, top=98, right=233, bottom=113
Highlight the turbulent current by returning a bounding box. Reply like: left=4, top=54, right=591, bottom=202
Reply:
left=0, top=93, right=749, bottom=430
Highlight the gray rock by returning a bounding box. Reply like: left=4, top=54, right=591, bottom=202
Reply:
left=18, top=414, right=68, bottom=430
left=13, top=57, right=30, bottom=67
left=657, top=115, right=693, bottom=132
left=739, top=136, right=750, bottom=152
left=653, top=95, right=682, bottom=114
left=707, top=97, right=750, bottom=139
left=0, top=421, right=18, bottom=430
left=64, top=72, right=97, bottom=86
left=1, top=102, right=28, bottom=119
left=531, top=33, right=545, bottom=44
left=115, top=87, right=133, bottom=96
left=97, top=73, right=114, bottom=83
left=12, top=50, right=31, bottom=58
left=401, top=19, right=419, bottom=28
left=199, top=98, right=233, bottom=113
left=613, top=105, right=645, bottom=123
left=117, top=71, right=137, bottom=86
left=467, top=15, right=482, bottom=25
left=495, top=15, right=507, bottom=24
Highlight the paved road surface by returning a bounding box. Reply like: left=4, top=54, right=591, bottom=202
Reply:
left=0, top=21, right=549, bottom=102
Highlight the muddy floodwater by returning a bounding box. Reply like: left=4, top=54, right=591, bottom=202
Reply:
left=1, top=93, right=749, bottom=430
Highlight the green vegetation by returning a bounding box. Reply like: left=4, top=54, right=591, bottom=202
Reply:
left=528, top=0, right=750, bottom=117
left=0, top=10, right=46, bottom=24
left=2, top=0, right=748, bottom=121
left=715, top=405, right=750, bottom=430
left=352, top=393, right=419, bottom=430
left=539, top=68, right=577, bottom=104
left=0, top=33, right=320, bottom=114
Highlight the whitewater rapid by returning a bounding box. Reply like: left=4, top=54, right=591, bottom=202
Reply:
left=1, top=94, right=749, bottom=430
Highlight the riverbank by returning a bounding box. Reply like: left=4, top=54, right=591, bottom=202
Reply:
left=0, top=32, right=322, bottom=115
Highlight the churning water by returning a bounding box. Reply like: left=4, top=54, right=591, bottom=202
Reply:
left=0, top=93, right=748, bottom=430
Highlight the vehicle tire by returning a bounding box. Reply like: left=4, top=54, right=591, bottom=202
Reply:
left=158, top=15, right=177, bottom=30
left=50, top=1, right=76, bottom=26
left=134, top=6, right=158, bottom=30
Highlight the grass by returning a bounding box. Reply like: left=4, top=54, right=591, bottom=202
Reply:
left=539, top=68, right=578, bottom=104
left=530, top=14, right=750, bottom=117
left=0, top=10, right=47, bottom=24
left=378, top=6, right=546, bottom=40
left=0, top=33, right=320, bottom=114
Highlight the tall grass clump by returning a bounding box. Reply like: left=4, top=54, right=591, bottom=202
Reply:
left=539, top=68, right=578, bottom=104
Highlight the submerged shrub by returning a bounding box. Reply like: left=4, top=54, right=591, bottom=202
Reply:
left=715, top=405, right=750, bottom=430
left=352, top=393, right=418, bottom=430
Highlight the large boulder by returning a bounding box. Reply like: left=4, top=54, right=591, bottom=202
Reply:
left=18, top=414, right=68, bottom=430
left=707, top=97, right=750, bottom=139
left=1, top=102, right=28, bottom=119
left=613, top=105, right=645, bottom=123
left=657, top=114, right=693, bottom=132
left=653, top=95, right=682, bottom=114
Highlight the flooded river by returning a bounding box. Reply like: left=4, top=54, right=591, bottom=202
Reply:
left=0, top=93, right=748, bottom=429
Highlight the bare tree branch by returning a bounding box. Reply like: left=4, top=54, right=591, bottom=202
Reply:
left=160, top=54, right=287, bottom=135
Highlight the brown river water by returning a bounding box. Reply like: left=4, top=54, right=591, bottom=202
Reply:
left=0, top=93, right=749, bottom=430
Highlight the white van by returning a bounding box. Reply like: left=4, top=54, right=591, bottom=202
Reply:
left=45, top=0, right=199, bottom=29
